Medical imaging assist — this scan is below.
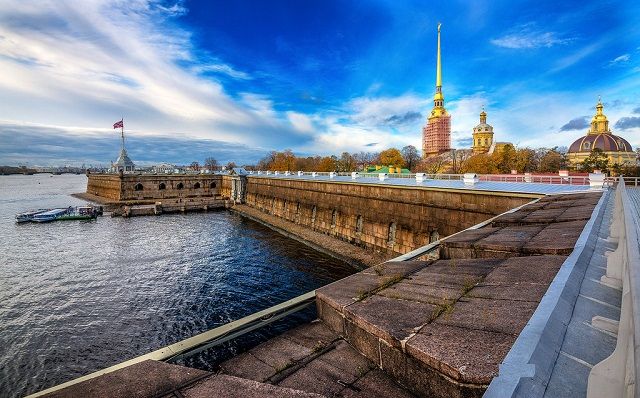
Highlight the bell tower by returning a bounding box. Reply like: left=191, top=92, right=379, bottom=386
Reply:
left=422, top=23, right=451, bottom=158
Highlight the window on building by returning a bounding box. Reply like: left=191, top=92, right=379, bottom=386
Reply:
left=210, top=182, right=216, bottom=189
left=158, top=183, right=166, bottom=190
left=176, top=182, right=184, bottom=190
left=134, top=183, right=143, bottom=191
left=583, top=142, right=591, bottom=150
left=193, top=182, right=201, bottom=189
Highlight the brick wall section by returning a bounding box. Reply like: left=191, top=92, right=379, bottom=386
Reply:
left=241, top=176, right=536, bottom=255
left=86, top=174, right=222, bottom=202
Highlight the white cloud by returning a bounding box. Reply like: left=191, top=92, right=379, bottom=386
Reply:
left=608, top=53, right=631, bottom=66
left=0, top=0, right=291, bottom=146
left=491, top=24, right=574, bottom=49
left=286, top=111, right=314, bottom=133
left=193, top=63, right=252, bottom=80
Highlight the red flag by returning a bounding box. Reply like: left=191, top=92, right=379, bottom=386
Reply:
left=113, top=120, right=123, bottom=129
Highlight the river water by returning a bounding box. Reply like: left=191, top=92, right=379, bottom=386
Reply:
left=0, top=174, right=356, bottom=397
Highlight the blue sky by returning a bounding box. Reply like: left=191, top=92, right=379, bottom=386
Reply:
left=0, top=0, right=639, bottom=166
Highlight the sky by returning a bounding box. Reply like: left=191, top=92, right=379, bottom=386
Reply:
left=1, top=0, right=639, bottom=167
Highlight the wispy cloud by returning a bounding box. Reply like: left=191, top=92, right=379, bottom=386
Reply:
left=609, top=54, right=631, bottom=66
left=560, top=116, right=589, bottom=131
left=549, top=39, right=607, bottom=73
left=193, top=63, right=252, bottom=80
left=491, top=24, right=574, bottom=49
left=383, top=111, right=422, bottom=126
left=0, top=121, right=265, bottom=167
left=614, top=116, right=640, bottom=130
left=0, top=0, right=300, bottom=147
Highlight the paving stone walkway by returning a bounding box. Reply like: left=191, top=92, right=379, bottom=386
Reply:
left=628, top=187, right=640, bottom=219
left=543, top=190, right=621, bottom=397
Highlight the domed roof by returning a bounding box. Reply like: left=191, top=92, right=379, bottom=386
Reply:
left=568, top=133, right=632, bottom=153
left=474, top=123, right=492, bottom=131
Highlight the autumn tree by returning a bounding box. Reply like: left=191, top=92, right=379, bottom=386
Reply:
left=353, top=151, right=377, bottom=171
left=204, top=157, right=218, bottom=171
left=494, top=144, right=517, bottom=173
left=270, top=149, right=296, bottom=171
left=401, top=145, right=421, bottom=171
left=515, top=148, right=538, bottom=173
left=580, top=148, right=609, bottom=173
left=337, top=152, right=356, bottom=172
left=460, top=154, right=497, bottom=174
left=317, top=156, right=338, bottom=171
left=190, top=161, right=200, bottom=171
left=538, top=148, right=565, bottom=172
left=379, top=148, right=405, bottom=167
left=450, top=149, right=473, bottom=174
left=415, top=155, right=448, bottom=174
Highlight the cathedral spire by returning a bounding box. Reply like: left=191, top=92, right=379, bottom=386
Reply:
left=436, top=23, right=442, bottom=89
left=431, top=23, right=445, bottom=113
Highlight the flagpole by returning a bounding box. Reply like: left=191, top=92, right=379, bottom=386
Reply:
left=121, top=117, right=124, bottom=152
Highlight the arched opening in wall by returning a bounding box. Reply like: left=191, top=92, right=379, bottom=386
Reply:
left=356, top=215, right=363, bottom=235
left=193, top=182, right=201, bottom=189
left=295, top=202, right=300, bottom=223
left=158, top=183, right=166, bottom=190
left=331, top=209, right=337, bottom=229
left=388, top=222, right=397, bottom=247
left=176, top=182, right=184, bottom=190
left=430, top=230, right=440, bottom=243
left=210, top=182, right=216, bottom=189
left=134, top=183, right=143, bottom=191
left=311, top=205, right=317, bottom=227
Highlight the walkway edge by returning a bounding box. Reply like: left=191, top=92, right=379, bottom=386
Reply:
left=484, top=189, right=610, bottom=397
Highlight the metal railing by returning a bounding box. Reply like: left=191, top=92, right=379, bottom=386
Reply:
left=251, top=171, right=606, bottom=186
left=620, top=176, right=640, bottom=187
left=587, top=177, right=640, bottom=397
left=27, top=291, right=316, bottom=397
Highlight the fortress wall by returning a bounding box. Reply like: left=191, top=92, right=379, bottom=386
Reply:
left=85, top=174, right=223, bottom=202
left=242, top=176, right=537, bottom=254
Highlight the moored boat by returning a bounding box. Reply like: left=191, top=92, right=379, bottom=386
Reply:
left=32, top=208, right=69, bottom=223
left=15, top=209, right=49, bottom=223
left=57, top=206, right=99, bottom=221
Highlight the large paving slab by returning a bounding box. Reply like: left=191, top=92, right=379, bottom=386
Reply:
left=40, top=360, right=210, bottom=398
left=219, top=321, right=416, bottom=397
left=180, top=374, right=325, bottom=398
left=314, top=191, right=602, bottom=397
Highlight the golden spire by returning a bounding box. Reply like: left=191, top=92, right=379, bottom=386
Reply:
left=430, top=23, right=447, bottom=118
left=589, top=96, right=609, bottom=135
left=436, top=23, right=442, bottom=89
left=480, top=106, right=487, bottom=123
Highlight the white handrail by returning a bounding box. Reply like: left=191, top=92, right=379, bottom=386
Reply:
left=587, top=176, right=640, bottom=397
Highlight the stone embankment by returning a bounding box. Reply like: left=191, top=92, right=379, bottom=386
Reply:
left=232, top=204, right=393, bottom=268
left=222, top=191, right=602, bottom=397
left=39, top=191, right=604, bottom=398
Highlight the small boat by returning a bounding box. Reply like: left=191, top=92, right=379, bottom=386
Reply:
left=15, top=209, right=49, bottom=223
left=57, top=206, right=99, bottom=221
left=32, top=208, right=69, bottom=223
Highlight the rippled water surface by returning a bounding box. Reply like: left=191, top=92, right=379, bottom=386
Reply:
left=0, top=174, right=356, bottom=397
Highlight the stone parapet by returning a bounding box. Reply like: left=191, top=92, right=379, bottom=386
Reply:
left=242, top=176, right=534, bottom=255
